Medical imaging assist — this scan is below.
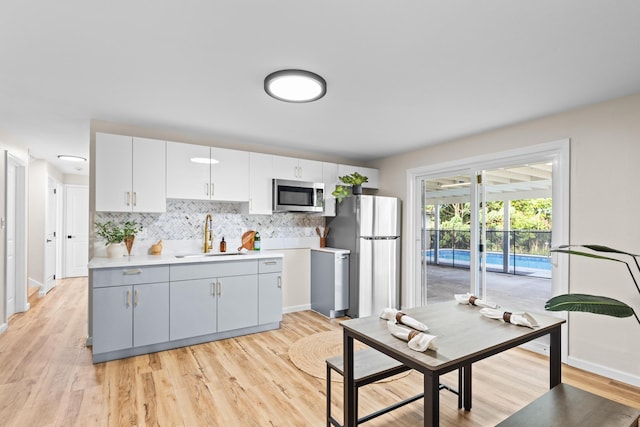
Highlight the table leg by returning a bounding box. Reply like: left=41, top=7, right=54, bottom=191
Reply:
left=343, top=330, right=356, bottom=427
left=549, top=326, right=562, bottom=388
left=424, top=371, right=440, bottom=426
left=463, top=364, right=472, bottom=411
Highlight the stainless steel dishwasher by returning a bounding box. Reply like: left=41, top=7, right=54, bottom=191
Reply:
left=310, top=248, right=349, bottom=318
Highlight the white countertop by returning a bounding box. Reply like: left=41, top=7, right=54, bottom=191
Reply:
left=310, top=247, right=350, bottom=255
left=89, top=251, right=284, bottom=269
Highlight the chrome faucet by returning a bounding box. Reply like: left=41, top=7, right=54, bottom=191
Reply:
left=203, top=213, right=213, bottom=253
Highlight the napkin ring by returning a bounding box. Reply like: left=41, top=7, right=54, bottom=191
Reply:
left=395, top=311, right=406, bottom=322
left=502, top=312, right=512, bottom=323
left=469, top=296, right=478, bottom=305
left=408, top=330, right=419, bottom=341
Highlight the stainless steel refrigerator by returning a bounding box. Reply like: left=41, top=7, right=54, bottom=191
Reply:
left=327, top=195, right=401, bottom=318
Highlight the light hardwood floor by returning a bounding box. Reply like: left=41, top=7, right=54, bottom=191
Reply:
left=1, top=277, right=638, bottom=426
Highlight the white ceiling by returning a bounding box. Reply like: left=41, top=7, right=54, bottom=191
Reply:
left=1, top=1, right=639, bottom=176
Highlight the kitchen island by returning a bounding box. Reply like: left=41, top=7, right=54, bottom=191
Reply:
left=88, top=252, right=283, bottom=363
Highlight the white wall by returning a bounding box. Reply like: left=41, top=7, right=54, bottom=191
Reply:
left=28, top=160, right=47, bottom=287
left=370, top=92, right=640, bottom=384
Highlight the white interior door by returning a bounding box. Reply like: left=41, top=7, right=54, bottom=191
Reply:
left=43, top=177, right=57, bottom=294
left=64, top=185, right=88, bottom=277
left=6, top=160, right=16, bottom=317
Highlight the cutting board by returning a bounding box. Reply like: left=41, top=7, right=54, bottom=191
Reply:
left=238, top=230, right=256, bottom=251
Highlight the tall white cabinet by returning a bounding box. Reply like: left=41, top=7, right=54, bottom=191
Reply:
left=95, top=133, right=166, bottom=212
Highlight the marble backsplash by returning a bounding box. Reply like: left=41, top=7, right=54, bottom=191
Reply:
left=94, top=199, right=326, bottom=255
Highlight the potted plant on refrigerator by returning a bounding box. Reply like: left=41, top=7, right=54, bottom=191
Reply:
left=332, top=172, right=369, bottom=203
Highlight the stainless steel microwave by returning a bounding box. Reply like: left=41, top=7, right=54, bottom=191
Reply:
left=272, top=179, right=324, bottom=213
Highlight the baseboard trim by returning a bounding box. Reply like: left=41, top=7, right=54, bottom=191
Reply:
left=283, top=304, right=311, bottom=314
left=568, top=355, right=640, bottom=387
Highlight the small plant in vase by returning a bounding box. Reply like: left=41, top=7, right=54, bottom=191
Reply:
left=332, top=172, right=369, bottom=203
left=95, top=220, right=143, bottom=258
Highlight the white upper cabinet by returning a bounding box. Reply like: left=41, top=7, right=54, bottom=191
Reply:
left=273, top=155, right=323, bottom=182
left=166, top=141, right=249, bottom=202
left=95, top=133, right=166, bottom=212
left=248, top=152, right=273, bottom=214
left=166, top=142, right=210, bottom=200
left=210, top=147, right=249, bottom=201
left=322, top=162, right=339, bottom=217
left=337, top=164, right=379, bottom=189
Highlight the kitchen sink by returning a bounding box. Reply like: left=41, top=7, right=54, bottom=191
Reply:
left=175, top=251, right=246, bottom=258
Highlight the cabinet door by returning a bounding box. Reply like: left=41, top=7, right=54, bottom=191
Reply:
left=273, top=156, right=323, bottom=182
left=337, top=164, right=379, bottom=189
left=95, top=133, right=133, bottom=212
left=248, top=152, right=273, bottom=214
left=272, top=156, right=300, bottom=180
left=298, top=159, right=323, bottom=182
left=210, top=147, right=249, bottom=201
left=217, top=275, right=258, bottom=332
left=170, top=278, right=217, bottom=341
left=166, top=141, right=211, bottom=200
left=133, top=282, right=170, bottom=348
left=132, top=137, right=166, bottom=212
left=258, top=272, right=282, bottom=324
left=93, top=285, right=133, bottom=354
left=322, top=162, right=338, bottom=217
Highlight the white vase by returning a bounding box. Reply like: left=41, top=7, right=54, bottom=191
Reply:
left=106, top=243, right=125, bottom=258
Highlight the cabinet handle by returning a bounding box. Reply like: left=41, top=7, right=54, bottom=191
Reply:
left=264, top=261, right=277, bottom=265
left=299, top=166, right=303, bottom=178
left=126, top=290, right=131, bottom=307
left=218, top=281, right=222, bottom=296
left=211, top=182, right=214, bottom=197
left=204, top=183, right=209, bottom=196
left=340, top=256, right=348, bottom=259
left=277, top=276, right=282, bottom=288
left=133, top=192, right=137, bottom=206
left=134, top=290, right=139, bottom=307
left=211, top=282, right=215, bottom=296
left=123, top=269, right=142, bottom=275
left=125, top=192, right=131, bottom=206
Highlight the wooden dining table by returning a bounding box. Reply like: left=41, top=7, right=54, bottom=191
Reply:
left=341, top=301, right=566, bottom=427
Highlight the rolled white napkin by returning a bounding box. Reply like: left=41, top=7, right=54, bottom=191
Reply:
left=380, top=308, right=428, bottom=332
left=479, top=308, right=539, bottom=329
left=454, top=293, right=500, bottom=309
left=387, top=321, right=438, bottom=352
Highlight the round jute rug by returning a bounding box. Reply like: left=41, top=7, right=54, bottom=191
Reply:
left=288, top=330, right=411, bottom=383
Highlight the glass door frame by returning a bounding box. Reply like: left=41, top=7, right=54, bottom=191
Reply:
left=406, top=139, right=570, bottom=359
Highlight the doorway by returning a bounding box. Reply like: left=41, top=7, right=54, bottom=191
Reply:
left=407, top=140, right=570, bottom=355
left=42, top=177, right=58, bottom=295
left=5, top=154, right=27, bottom=320
left=63, top=185, right=88, bottom=278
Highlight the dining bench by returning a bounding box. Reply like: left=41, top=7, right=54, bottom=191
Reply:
left=326, top=348, right=462, bottom=426
left=496, top=383, right=640, bottom=427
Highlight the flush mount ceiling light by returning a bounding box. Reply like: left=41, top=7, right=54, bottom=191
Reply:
left=58, top=155, right=86, bottom=162
left=264, top=69, right=326, bottom=103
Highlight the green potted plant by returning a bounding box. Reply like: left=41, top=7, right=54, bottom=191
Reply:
left=95, top=220, right=143, bottom=258
left=545, top=244, right=639, bottom=325
left=332, top=172, right=369, bottom=203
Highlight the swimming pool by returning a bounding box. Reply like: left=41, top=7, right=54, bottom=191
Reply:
left=425, top=249, right=551, bottom=271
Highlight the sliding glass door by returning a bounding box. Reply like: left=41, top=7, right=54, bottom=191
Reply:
left=419, top=161, right=554, bottom=313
